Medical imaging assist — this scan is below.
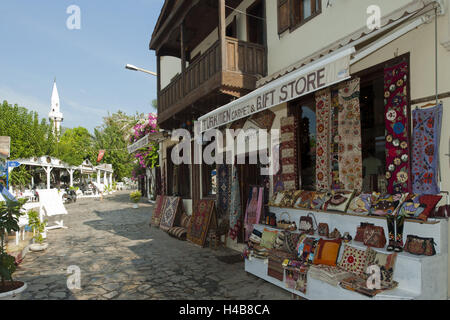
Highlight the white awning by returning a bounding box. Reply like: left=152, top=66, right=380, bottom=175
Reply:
left=198, top=47, right=355, bottom=133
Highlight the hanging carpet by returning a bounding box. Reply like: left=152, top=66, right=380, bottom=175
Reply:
left=315, top=89, right=332, bottom=191
left=280, top=116, right=299, bottom=191
left=216, top=164, right=231, bottom=220
left=229, top=165, right=242, bottom=240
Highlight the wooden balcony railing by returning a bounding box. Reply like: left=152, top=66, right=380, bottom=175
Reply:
left=158, top=37, right=266, bottom=118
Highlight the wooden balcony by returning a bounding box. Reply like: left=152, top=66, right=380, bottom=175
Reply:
left=158, top=37, right=266, bottom=125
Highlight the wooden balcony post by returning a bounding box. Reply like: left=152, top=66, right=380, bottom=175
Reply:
left=157, top=54, right=161, bottom=113
left=218, top=0, right=226, bottom=71
left=180, top=22, right=186, bottom=97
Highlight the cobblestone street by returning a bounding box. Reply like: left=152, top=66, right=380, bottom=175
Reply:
left=14, top=191, right=291, bottom=300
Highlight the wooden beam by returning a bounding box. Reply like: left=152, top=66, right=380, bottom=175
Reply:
left=218, top=0, right=227, bottom=71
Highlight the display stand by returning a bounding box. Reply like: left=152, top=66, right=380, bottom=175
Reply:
left=244, top=206, right=448, bottom=300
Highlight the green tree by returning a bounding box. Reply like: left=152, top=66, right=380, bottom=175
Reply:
left=57, top=127, right=94, bottom=166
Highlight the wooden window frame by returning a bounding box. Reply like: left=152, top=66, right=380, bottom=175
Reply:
left=278, top=0, right=322, bottom=35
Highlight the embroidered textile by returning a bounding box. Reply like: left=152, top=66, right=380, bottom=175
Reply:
left=229, top=166, right=242, bottom=240
left=330, top=89, right=345, bottom=190
left=187, top=200, right=216, bottom=247
left=338, top=78, right=363, bottom=191
left=315, top=89, right=332, bottom=191
left=384, top=62, right=411, bottom=193
left=216, top=164, right=231, bottom=219
left=280, top=116, right=298, bottom=191
left=412, top=104, right=443, bottom=195
left=244, top=187, right=264, bottom=242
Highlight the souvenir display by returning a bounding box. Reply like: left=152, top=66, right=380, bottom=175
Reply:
left=312, top=238, right=342, bottom=266
left=397, top=193, right=442, bottom=221
left=338, top=78, right=363, bottom=192
left=276, top=212, right=297, bottom=231
left=323, top=190, right=355, bottom=212
left=347, top=193, right=379, bottom=215
left=404, top=235, right=436, bottom=256
left=384, top=61, right=411, bottom=194
left=412, top=104, right=443, bottom=195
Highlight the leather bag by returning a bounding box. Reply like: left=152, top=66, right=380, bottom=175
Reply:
left=299, top=213, right=317, bottom=235
left=318, top=223, right=329, bottom=238
left=363, top=225, right=387, bottom=248
left=404, top=235, right=436, bottom=256
left=355, top=223, right=374, bottom=242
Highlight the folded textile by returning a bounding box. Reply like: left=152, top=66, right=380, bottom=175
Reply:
left=252, top=229, right=263, bottom=238
left=308, top=265, right=353, bottom=287
left=339, top=275, right=398, bottom=298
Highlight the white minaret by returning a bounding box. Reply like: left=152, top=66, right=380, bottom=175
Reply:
left=48, top=79, right=63, bottom=135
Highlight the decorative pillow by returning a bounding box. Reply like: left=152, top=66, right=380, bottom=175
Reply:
left=270, top=192, right=285, bottom=207
left=296, top=235, right=321, bottom=264
left=180, top=212, right=191, bottom=229
left=279, top=190, right=302, bottom=208
left=260, top=228, right=279, bottom=249
left=364, top=247, right=397, bottom=283
left=370, top=193, right=408, bottom=216
left=273, top=231, right=286, bottom=250
left=337, top=245, right=368, bottom=277
left=167, top=227, right=187, bottom=240
left=310, top=192, right=331, bottom=210
left=313, top=239, right=342, bottom=267
left=324, top=191, right=355, bottom=213
left=347, top=193, right=379, bottom=215
left=398, top=194, right=442, bottom=221
left=294, top=191, right=314, bottom=209
left=284, top=231, right=301, bottom=254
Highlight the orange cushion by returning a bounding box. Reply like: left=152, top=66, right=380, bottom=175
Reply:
left=313, top=239, right=342, bottom=266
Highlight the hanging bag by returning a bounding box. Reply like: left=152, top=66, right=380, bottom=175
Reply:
left=299, top=212, right=317, bottom=235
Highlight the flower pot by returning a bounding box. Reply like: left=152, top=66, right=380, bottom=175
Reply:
left=29, top=243, right=49, bottom=252
left=0, top=282, right=27, bottom=300
left=133, top=203, right=139, bottom=209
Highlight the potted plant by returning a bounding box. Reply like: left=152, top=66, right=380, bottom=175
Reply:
left=27, top=210, right=48, bottom=252
left=0, top=198, right=28, bottom=300
left=130, top=191, right=142, bottom=209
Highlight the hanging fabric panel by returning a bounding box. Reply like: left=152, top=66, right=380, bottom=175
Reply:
left=228, top=165, right=242, bottom=240
left=384, top=62, right=411, bottom=193
left=338, top=78, right=363, bottom=192
left=412, top=104, right=443, bottom=195
left=272, top=144, right=285, bottom=193
left=330, top=89, right=344, bottom=191
left=315, top=89, right=332, bottom=191
left=216, top=164, right=232, bottom=220
left=280, top=116, right=299, bottom=191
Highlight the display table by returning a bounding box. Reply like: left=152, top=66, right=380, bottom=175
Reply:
left=244, top=206, right=448, bottom=300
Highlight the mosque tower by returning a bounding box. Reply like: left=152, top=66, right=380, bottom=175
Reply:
left=48, top=79, right=63, bottom=135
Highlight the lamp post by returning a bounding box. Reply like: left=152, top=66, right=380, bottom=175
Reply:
left=125, top=64, right=157, bottom=77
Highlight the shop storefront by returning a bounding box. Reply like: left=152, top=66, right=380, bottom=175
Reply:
left=195, top=1, right=450, bottom=300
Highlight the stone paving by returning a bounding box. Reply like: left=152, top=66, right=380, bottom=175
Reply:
left=14, top=191, right=292, bottom=300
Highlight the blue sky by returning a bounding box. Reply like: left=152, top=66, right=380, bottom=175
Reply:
left=0, top=0, right=164, bottom=132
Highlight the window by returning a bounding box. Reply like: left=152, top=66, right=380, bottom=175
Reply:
left=226, top=17, right=237, bottom=38
left=278, top=0, right=321, bottom=34
left=167, top=146, right=191, bottom=199
left=247, top=0, right=265, bottom=45
left=202, top=163, right=217, bottom=197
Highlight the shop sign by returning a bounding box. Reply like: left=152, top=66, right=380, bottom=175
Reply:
left=199, top=48, right=354, bottom=132
left=128, top=135, right=150, bottom=154
left=0, top=136, right=10, bottom=159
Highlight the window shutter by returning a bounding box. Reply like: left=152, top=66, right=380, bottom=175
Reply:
left=278, top=0, right=290, bottom=34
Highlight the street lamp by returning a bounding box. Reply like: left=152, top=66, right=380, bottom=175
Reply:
left=125, top=64, right=157, bottom=77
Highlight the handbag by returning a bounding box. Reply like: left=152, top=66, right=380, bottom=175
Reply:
left=404, top=235, right=436, bottom=256
left=354, top=223, right=375, bottom=242
left=299, top=213, right=317, bottom=235
left=318, top=223, right=329, bottom=237
left=363, top=225, right=386, bottom=248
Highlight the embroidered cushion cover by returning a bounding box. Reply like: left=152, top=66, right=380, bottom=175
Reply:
left=310, top=192, right=331, bottom=210
left=279, top=190, right=302, bottom=208
left=338, top=245, right=368, bottom=277
left=370, top=193, right=407, bottom=216
left=296, top=235, right=321, bottom=264
left=294, top=191, right=314, bottom=209
left=365, top=247, right=397, bottom=283
left=324, top=191, right=355, bottom=212
left=313, top=239, right=342, bottom=267
left=397, top=194, right=442, bottom=221
left=260, top=228, right=279, bottom=249
left=347, top=193, right=379, bottom=215
left=270, top=192, right=285, bottom=207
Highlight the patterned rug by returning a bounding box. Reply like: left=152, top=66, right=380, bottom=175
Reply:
left=272, top=144, right=285, bottom=193
left=315, top=89, right=332, bottom=191
left=412, top=104, right=443, bottom=194
left=159, top=196, right=182, bottom=232
left=338, top=78, right=363, bottom=191
left=249, top=109, right=276, bottom=130
left=330, top=89, right=345, bottom=190
left=280, top=116, right=298, bottom=191
left=384, top=61, right=411, bottom=193
left=229, top=165, right=242, bottom=240
left=216, top=164, right=231, bottom=220
left=150, top=195, right=166, bottom=227
left=187, top=200, right=216, bottom=247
